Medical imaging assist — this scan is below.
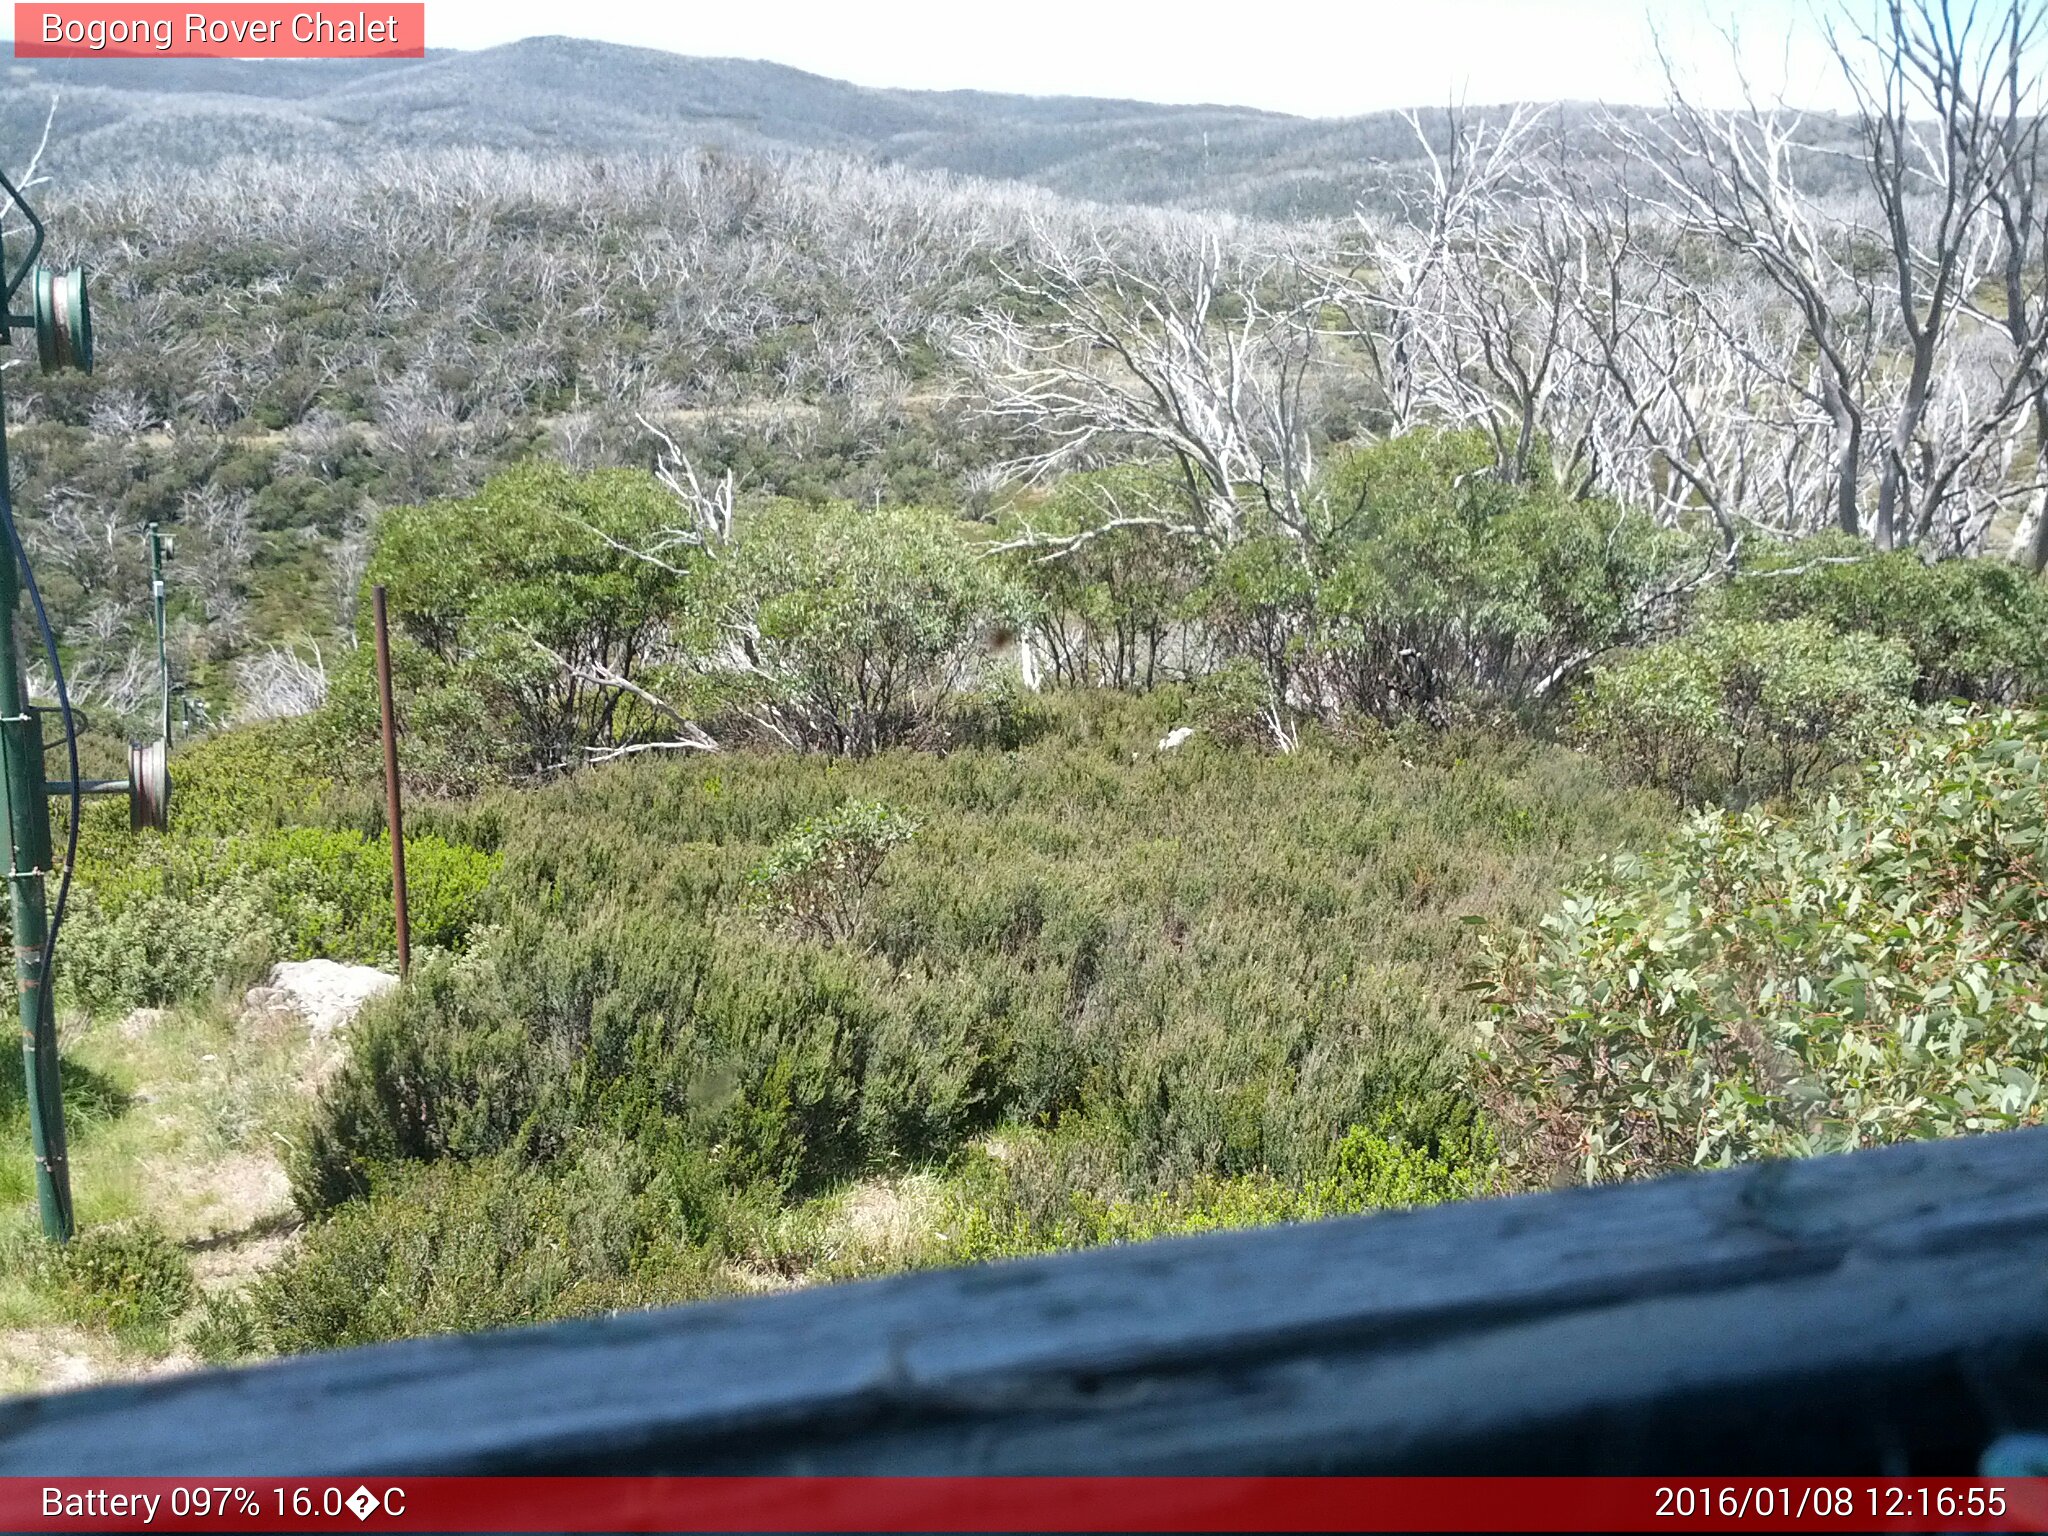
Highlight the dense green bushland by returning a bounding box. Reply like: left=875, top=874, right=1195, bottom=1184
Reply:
left=337, top=465, right=696, bottom=789
left=1480, top=707, right=2048, bottom=1184
left=245, top=691, right=1668, bottom=1347
left=714, top=500, right=1029, bottom=754
left=351, top=467, right=1030, bottom=786
left=335, top=444, right=2048, bottom=814
left=1001, top=432, right=1703, bottom=741
left=933, top=1114, right=1494, bottom=1263
left=210, top=1107, right=1502, bottom=1359
left=1712, top=536, right=2048, bottom=704
left=349, top=431, right=1709, bottom=787
left=998, top=464, right=1213, bottom=691
left=1572, top=534, right=2048, bottom=807
left=1258, top=432, right=1698, bottom=727
left=20, top=123, right=2048, bottom=1390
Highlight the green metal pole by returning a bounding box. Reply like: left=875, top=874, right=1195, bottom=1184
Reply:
left=0, top=371, right=70, bottom=1242
left=147, top=523, right=169, bottom=749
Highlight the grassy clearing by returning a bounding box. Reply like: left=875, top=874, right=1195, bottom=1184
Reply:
left=0, top=995, right=319, bottom=1392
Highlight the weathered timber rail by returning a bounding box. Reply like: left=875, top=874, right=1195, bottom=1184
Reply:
left=5, top=1128, right=2048, bottom=1475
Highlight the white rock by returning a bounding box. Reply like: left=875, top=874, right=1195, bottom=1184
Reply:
left=118, top=1007, right=166, bottom=1041
left=1156, top=726, right=1196, bottom=753
left=253, top=959, right=399, bottom=1037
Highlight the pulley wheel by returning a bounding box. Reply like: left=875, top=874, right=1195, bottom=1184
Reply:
left=33, top=265, right=91, bottom=376
left=128, top=738, right=168, bottom=833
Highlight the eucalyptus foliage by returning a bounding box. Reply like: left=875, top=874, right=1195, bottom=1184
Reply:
left=348, top=464, right=700, bottom=787
left=1480, top=708, right=2048, bottom=1185
left=1188, top=431, right=1699, bottom=740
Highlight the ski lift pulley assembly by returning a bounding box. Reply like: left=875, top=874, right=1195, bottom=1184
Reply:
left=31, top=263, right=90, bottom=375
left=129, top=738, right=169, bottom=833
left=0, top=171, right=90, bottom=377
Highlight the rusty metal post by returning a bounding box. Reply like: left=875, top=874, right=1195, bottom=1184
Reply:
left=371, top=585, right=410, bottom=978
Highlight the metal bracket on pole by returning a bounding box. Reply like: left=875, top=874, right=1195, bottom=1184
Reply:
left=147, top=523, right=171, bottom=750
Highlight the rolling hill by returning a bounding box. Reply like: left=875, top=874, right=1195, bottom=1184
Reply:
left=0, top=35, right=1484, bottom=216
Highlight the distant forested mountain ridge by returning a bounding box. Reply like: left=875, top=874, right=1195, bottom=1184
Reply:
left=3, top=35, right=1578, bottom=217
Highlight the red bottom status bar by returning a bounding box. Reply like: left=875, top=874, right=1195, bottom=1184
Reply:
left=5, top=1477, right=2048, bottom=1533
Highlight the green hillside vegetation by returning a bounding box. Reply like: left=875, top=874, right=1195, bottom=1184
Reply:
left=6, top=420, right=2046, bottom=1369
left=226, top=690, right=1666, bottom=1351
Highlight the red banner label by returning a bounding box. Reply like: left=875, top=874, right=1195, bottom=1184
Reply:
left=13, top=5, right=424, bottom=58
left=1, top=1477, right=2047, bottom=1533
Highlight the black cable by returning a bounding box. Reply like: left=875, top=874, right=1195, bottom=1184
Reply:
left=0, top=478, right=77, bottom=1232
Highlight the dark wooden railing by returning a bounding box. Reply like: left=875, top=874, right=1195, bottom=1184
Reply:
left=4, top=1128, right=2047, bottom=1475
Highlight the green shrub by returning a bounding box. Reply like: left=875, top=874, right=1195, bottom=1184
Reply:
left=353, top=475, right=1031, bottom=781
left=58, top=821, right=496, bottom=1012
left=1299, top=430, right=1699, bottom=725
left=188, top=1289, right=265, bottom=1364
left=1310, top=1121, right=1494, bottom=1211
left=60, top=870, right=282, bottom=1015
left=997, top=465, right=1213, bottom=691
left=42, top=1220, right=195, bottom=1333
left=1163, top=431, right=1701, bottom=742
left=148, top=719, right=340, bottom=838
left=951, top=671, right=1051, bottom=752
left=287, top=954, right=529, bottom=1212
left=52, top=715, right=501, bottom=1014
left=940, top=1117, right=1493, bottom=1263
left=344, top=464, right=700, bottom=790
left=1478, top=707, right=2048, bottom=1186
left=1187, top=656, right=1280, bottom=747
left=944, top=1171, right=1303, bottom=1261
left=747, top=800, right=918, bottom=945
left=252, top=1144, right=736, bottom=1352
left=1717, top=536, right=2048, bottom=703
left=1197, top=533, right=1317, bottom=742
left=712, top=500, right=1029, bottom=755
left=257, top=826, right=496, bottom=964
left=1576, top=618, right=1915, bottom=806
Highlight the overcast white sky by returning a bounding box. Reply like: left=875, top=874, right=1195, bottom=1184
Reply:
left=423, top=0, right=1853, bottom=117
